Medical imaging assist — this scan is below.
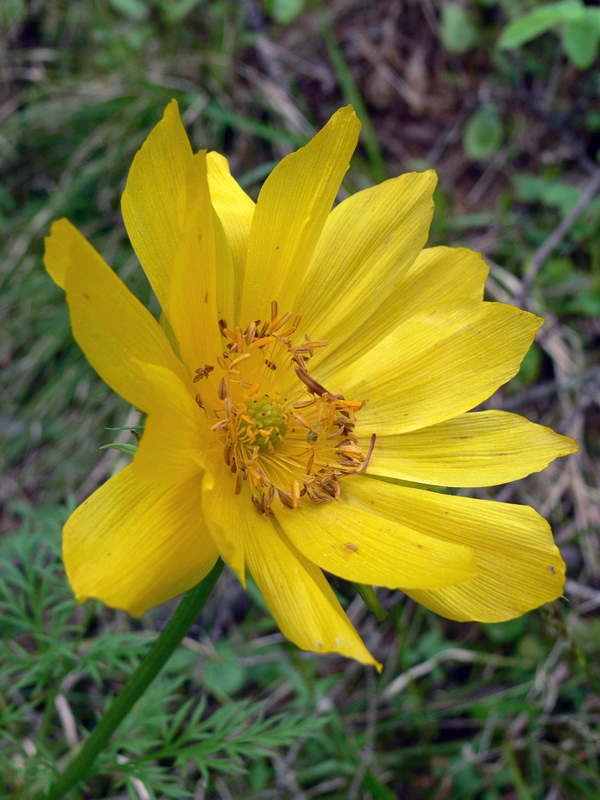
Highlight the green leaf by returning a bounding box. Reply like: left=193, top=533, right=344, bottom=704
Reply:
left=498, top=0, right=584, bottom=49
left=566, top=287, right=600, bottom=316
left=514, top=174, right=580, bottom=215
left=584, top=109, right=600, bottom=131
left=108, top=0, right=150, bottom=22
left=562, top=19, right=600, bottom=68
left=462, top=106, right=504, bottom=161
left=585, top=8, right=600, bottom=32
left=439, top=3, right=479, bottom=54
left=516, top=343, right=543, bottom=385
left=99, top=442, right=138, bottom=455
left=0, top=0, right=26, bottom=28
left=158, top=0, right=204, bottom=24
left=267, top=0, right=305, bottom=24
left=203, top=645, right=247, bottom=697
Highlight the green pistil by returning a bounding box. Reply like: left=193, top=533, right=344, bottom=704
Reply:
left=239, top=398, right=288, bottom=449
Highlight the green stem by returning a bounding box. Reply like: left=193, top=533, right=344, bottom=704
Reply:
left=43, top=559, right=224, bottom=800
left=354, top=583, right=388, bottom=623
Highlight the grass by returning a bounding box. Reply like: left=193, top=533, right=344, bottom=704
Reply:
left=1, top=0, right=599, bottom=798
left=2, top=505, right=600, bottom=798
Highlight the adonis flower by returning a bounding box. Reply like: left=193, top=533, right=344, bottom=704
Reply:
left=45, top=103, right=576, bottom=667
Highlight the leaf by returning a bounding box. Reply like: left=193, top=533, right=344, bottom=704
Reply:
left=158, top=0, right=204, bottom=25
left=267, top=0, right=305, bottom=24
left=516, top=343, right=543, bottom=386
left=201, top=644, right=248, bottom=698
left=566, top=287, right=600, bottom=316
left=203, top=660, right=247, bottom=697
left=514, top=174, right=580, bottom=215
left=99, top=442, right=138, bottom=455
left=108, top=0, right=150, bottom=22
left=585, top=8, right=600, bottom=32
left=462, top=106, right=504, bottom=161
left=498, top=0, right=584, bottom=49
left=0, top=0, right=27, bottom=28
left=562, top=19, right=600, bottom=69
left=439, top=3, right=479, bottom=54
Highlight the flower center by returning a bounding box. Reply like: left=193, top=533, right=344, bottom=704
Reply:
left=238, top=398, right=289, bottom=449
left=195, top=302, right=373, bottom=514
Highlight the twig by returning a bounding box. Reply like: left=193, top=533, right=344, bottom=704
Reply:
left=518, top=165, right=600, bottom=303
left=497, top=366, right=600, bottom=411
left=272, top=746, right=307, bottom=800
left=307, top=777, right=348, bottom=797
left=116, top=755, right=151, bottom=800
left=382, top=648, right=525, bottom=700
left=348, top=669, right=377, bottom=800
left=564, top=578, right=600, bottom=602
left=54, top=695, right=78, bottom=748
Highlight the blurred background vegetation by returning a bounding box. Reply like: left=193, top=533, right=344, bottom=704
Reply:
left=1, top=0, right=599, bottom=798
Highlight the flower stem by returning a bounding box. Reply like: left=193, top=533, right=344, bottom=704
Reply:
left=43, top=559, right=224, bottom=800
left=353, top=583, right=388, bottom=623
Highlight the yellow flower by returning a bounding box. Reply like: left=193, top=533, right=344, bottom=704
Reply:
left=45, top=102, right=577, bottom=668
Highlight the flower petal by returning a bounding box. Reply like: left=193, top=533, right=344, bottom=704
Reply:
left=369, top=410, right=578, bottom=487
left=64, top=465, right=219, bottom=616
left=207, top=151, right=254, bottom=319
left=166, top=151, right=228, bottom=375
left=131, top=363, right=208, bottom=484
left=328, top=301, right=542, bottom=436
left=239, top=107, right=361, bottom=324
left=201, top=455, right=251, bottom=587
left=276, top=491, right=476, bottom=589
left=44, top=218, right=72, bottom=289
left=345, top=478, right=565, bottom=622
left=316, top=246, right=489, bottom=379
left=296, top=171, right=436, bottom=349
left=245, top=518, right=379, bottom=668
left=53, top=219, right=188, bottom=411
left=406, top=245, right=488, bottom=299
left=121, top=100, right=192, bottom=309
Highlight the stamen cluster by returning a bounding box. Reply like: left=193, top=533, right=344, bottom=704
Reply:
left=194, top=303, right=372, bottom=514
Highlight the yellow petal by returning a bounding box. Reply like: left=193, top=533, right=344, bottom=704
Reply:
left=44, top=218, right=73, bottom=289
left=166, top=150, right=225, bottom=376
left=316, top=245, right=489, bottom=379
left=201, top=454, right=251, bottom=587
left=369, top=410, right=578, bottom=486
left=207, top=151, right=254, bottom=319
left=64, top=465, right=219, bottom=616
left=245, top=518, right=379, bottom=668
left=239, top=107, right=361, bottom=324
left=131, top=363, right=208, bottom=484
left=276, top=491, right=476, bottom=589
left=405, top=245, right=488, bottom=301
left=121, top=100, right=193, bottom=309
left=56, top=219, right=188, bottom=411
left=296, top=170, right=436, bottom=353
left=328, top=301, right=542, bottom=436
left=346, top=478, right=565, bottom=622
left=159, top=311, right=181, bottom=357
left=213, top=211, right=238, bottom=333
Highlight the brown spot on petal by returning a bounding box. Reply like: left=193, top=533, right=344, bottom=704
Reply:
left=344, top=542, right=359, bottom=554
